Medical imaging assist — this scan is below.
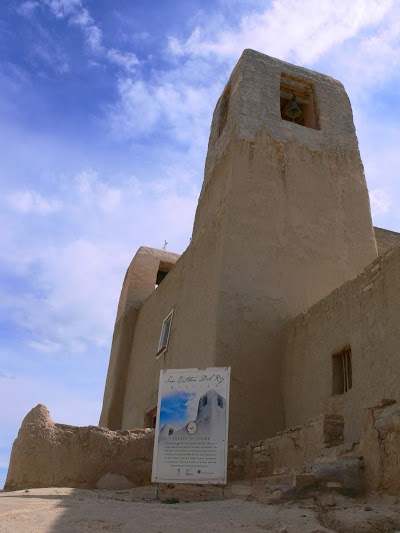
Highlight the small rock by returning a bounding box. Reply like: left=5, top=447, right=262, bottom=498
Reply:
left=365, top=506, right=372, bottom=511
left=279, top=528, right=287, bottom=533
left=24, top=490, right=30, bottom=493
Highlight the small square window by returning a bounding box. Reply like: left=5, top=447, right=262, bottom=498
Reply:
left=155, top=261, right=174, bottom=288
left=156, top=309, right=174, bottom=356
left=144, top=407, right=157, bottom=429
left=332, top=346, right=352, bottom=395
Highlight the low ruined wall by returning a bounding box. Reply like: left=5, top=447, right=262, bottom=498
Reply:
left=5, top=405, right=154, bottom=491
left=6, top=405, right=346, bottom=491
left=362, top=401, right=400, bottom=494
left=228, top=414, right=344, bottom=480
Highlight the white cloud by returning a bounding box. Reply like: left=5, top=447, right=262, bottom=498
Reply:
left=5, top=190, right=61, bottom=214
left=108, top=64, right=223, bottom=147
left=370, top=189, right=392, bottom=216
left=69, top=5, right=91, bottom=26
left=0, top=371, right=14, bottom=380
left=168, top=0, right=394, bottom=65
left=44, top=0, right=82, bottom=18
left=83, top=24, right=103, bottom=52
left=27, top=339, right=62, bottom=354
left=42, top=0, right=104, bottom=53
left=1, top=169, right=197, bottom=355
left=107, top=49, right=139, bottom=72
left=16, top=1, right=39, bottom=16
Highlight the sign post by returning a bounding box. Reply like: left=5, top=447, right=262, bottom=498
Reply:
left=151, top=367, right=230, bottom=485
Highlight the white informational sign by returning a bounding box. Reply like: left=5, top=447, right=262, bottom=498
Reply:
left=151, top=367, right=231, bottom=485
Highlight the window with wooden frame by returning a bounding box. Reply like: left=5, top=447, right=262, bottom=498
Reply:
left=332, top=346, right=352, bottom=395
left=156, top=309, right=174, bottom=356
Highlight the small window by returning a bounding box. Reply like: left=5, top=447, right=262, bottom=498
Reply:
left=332, top=346, right=352, bottom=395
left=156, top=309, right=173, bottom=356
left=217, top=395, right=223, bottom=408
left=155, top=261, right=174, bottom=288
left=202, top=395, right=208, bottom=407
left=144, top=407, right=157, bottom=428
left=218, top=84, right=230, bottom=137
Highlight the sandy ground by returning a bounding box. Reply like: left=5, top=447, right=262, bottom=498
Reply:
left=1, top=487, right=400, bottom=532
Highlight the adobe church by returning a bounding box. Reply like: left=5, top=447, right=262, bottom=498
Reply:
left=99, top=48, right=400, bottom=447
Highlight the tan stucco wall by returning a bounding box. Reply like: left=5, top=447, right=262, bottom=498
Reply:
left=101, top=50, right=378, bottom=445
left=283, top=245, right=400, bottom=443
left=374, top=226, right=400, bottom=256
left=192, top=50, right=377, bottom=442
left=100, top=247, right=179, bottom=429
left=120, top=226, right=224, bottom=429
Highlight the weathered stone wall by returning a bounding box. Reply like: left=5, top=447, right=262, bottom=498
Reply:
left=6, top=405, right=347, bottom=492
left=361, top=400, right=400, bottom=494
left=13, top=404, right=400, bottom=497
left=228, top=414, right=344, bottom=480
left=374, top=227, right=400, bottom=256
left=283, top=245, right=400, bottom=443
left=5, top=405, right=154, bottom=491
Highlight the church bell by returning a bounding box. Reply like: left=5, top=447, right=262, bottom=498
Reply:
left=285, top=94, right=302, bottom=121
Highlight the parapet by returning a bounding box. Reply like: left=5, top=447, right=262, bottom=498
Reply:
left=116, top=246, right=180, bottom=323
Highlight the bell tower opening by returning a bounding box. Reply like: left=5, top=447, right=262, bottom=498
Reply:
left=280, top=73, right=319, bottom=130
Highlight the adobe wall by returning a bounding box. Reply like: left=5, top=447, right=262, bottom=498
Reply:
left=192, top=49, right=377, bottom=442
left=5, top=405, right=154, bottom=491
left=100, top=247, right=180, bottom=430
left=5, top=404, right=350, bottom=493
left=374, top=227, right=400, bottom=256
left=101, top=50, right=378, bottom=445
left=361, top=401, right=400, bottom=494
left=120, top=224, right=224, bottom=429
left=283, top=245, right=400, bottom=443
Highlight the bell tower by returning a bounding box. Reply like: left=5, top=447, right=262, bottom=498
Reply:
left=192, top=49, right=377, bottom=441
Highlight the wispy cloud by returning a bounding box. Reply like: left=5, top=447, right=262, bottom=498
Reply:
left=0, top=371, right=14, bottom=380
left=44, top=0, right=82, bottom=18
left=1, top=169, right=197, bottom=355
left=16, top=0, right=39, bottom=17
left=18, top=0, right=105, bottom=53
left=168, top=0, right=394, bottom=64
left=106, top=49, right=139, bottom=72
left=5, top=190, right=61, bottom=215
left=370, top=189, right=392, bottom=216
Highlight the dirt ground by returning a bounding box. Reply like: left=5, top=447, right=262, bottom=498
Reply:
left=1, top=487, right=400, bottom=533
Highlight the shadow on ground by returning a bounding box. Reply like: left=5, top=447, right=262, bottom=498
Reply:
left=2, top=487, right=400, bottom=532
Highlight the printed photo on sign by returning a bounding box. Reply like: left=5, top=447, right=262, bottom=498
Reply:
left=152, top=368, right=230, bottom=485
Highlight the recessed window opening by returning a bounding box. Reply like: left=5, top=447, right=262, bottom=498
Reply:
left=332, top=346, right=352, bottom=395
left=217, top=84, right=230, bottom=138
left=156, top=309, right=174, bottom=356
left=202, top=395, right=208, bottom=407
left=144, top=407, right=157, bottom=429
left=155, top=260, right=174, bottom=288
left=217, top=395, right=223, bottom=408
left=280, top=73, right=319, bottom=130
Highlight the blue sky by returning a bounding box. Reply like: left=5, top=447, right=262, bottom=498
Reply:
left=0, top=0, right=399, bottom=489
left=160, top=391, right=195, bottom=428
